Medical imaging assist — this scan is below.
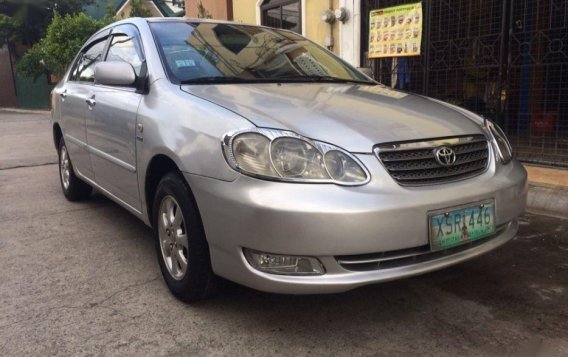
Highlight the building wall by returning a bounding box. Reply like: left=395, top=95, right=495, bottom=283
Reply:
left=305, top=0, right=340, bottom=54
left=232, top=0, right=256, bottom=24
left=0, top=46, right=17, bottom=108
left=185, top=0, right=233, bottom=20
left=232, top=0, right=341, bottom=55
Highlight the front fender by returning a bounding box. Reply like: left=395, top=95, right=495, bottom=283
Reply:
left=135, top=79, right=253, bottom=224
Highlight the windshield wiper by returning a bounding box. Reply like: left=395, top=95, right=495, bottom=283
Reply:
left=275, top=75, right=376, bottom=85
left=180, top=75, right=376, bottom=85
left=180, top=76, right=277, bottom=84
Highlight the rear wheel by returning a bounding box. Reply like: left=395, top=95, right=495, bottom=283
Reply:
left=58, top=138, right=92, bottom=201
left=153, top=172, right=217, bottom=302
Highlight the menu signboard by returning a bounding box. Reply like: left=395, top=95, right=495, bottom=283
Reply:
left=368, top=2, right=423, bottom=58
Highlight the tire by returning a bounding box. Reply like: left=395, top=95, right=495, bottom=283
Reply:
left=58, top=138, right=92, bottom=201
left=153, top=172, right=217, bottom=302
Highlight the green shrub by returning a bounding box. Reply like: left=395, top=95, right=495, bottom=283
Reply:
left=128, top=0, right=152, bottom=18
left=17, top=12, right=113, bottom=79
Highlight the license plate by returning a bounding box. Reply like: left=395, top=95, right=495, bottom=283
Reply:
left=429, top=199, right=496, bottom=251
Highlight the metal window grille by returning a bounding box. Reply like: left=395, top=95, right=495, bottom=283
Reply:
left=361, top=0, right=568, bottom=167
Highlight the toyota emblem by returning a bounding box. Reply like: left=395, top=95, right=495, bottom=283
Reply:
left=434, top=146, right=457, bottom=166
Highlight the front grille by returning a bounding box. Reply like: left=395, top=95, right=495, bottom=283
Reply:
left=375, top=135, right=490, bottom=186
left=336, top=223, right=509, bottom=272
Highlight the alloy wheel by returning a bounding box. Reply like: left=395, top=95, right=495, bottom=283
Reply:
left=60, top=145, right=71, bottom=190
left=158, top=195, right=189, bottom=280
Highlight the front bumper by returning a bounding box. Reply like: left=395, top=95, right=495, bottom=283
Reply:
left=185, top=156, right=527, bottom=294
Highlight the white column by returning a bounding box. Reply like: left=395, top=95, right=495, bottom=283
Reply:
left=338, top=0, right=361, bottom=67
left=255, top=0, right=262, bottom=25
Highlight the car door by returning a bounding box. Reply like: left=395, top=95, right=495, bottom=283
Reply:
left=86, top=25, right=145, bottom=212
left=59, top=35, right=109, bottom=180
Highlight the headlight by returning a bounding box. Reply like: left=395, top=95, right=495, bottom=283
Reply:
left=324, top=150, right=368, bottom=183
left=223, top=128, right=370, bottom=185
left=485, top=121, right=513, bottom=164
left=270, top=137, right=329, bottom=179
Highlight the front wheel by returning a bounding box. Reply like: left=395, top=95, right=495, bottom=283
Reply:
left=153, top=172, right=217, bottom=302
left=58, top=138, right=92, bottom=201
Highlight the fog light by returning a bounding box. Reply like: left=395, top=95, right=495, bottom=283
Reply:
left=243, top=249, right=325, bottom=275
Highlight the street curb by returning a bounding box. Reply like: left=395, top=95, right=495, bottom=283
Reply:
left=527, top=183, right=568, bottom=219
left=0, top=108, right=50, bottom=115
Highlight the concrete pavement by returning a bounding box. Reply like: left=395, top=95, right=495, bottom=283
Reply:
left=1, top=111, right=567, bottom=356
left=525, top=165, right=568, bottom=218
left=0, top=111, right=57, bottom=170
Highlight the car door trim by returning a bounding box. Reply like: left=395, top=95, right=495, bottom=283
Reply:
left=87, top=144, right=137, bottom=173
left=65, top=133, right=136, bottom=173
left=64, top=133, right=87, bottom=148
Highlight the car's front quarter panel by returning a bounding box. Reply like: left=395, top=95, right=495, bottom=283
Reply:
left=136, top=79, right=255, bottom=225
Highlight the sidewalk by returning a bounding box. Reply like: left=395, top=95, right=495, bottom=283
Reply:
left=0, top=107, right=51, bottom=115
left=525, top=164, right=568, bottom=218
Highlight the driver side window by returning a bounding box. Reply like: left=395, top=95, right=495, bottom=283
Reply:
left=70, top=39, right=107, bottom=83
left=106, top=34, right=144, bottom=76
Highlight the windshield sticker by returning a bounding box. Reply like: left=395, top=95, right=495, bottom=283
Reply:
left=175, top=59, right=196, bottom=68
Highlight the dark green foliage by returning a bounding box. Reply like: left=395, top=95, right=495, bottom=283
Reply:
left=0, top=0, right=93, bottom=46
left=17, top=12, right=113, bottom=79
left=129, top=0, right=152, bottom=18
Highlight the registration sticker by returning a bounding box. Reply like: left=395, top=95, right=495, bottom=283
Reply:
left=429, top=199, right=496, bottom=251
left=175, top=59, right=196, bottom=68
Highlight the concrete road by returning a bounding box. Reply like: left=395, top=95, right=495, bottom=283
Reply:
left=1, top=111, right=567, bottom=356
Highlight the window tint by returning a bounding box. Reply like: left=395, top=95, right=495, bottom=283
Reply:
left=72, top=39, right=107, bottom=82
left=106, top=35, right=144, bottom=76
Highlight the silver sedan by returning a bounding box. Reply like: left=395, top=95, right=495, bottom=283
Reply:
left=51, top=18, right=527, bottom=302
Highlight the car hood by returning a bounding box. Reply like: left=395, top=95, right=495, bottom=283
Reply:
left=181, top=83, right=483, bottom=153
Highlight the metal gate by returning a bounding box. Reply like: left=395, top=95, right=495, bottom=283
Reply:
left=361, top=0, right=568, bottom=167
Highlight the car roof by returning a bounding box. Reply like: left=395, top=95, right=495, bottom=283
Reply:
left=96, top=17, right=271, bottom=34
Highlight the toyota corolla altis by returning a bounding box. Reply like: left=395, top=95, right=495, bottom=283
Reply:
left=51, top=18, right=527, bottom=301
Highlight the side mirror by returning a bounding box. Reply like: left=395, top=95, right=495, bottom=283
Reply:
left=357, top=67, right=374, bottom=78
left=94, top=61, right=136, bottom=87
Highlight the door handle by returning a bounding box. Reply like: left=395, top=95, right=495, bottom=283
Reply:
left=85, top=97, right=96, bottom=107
left=60, top=90, right=67, bottom=98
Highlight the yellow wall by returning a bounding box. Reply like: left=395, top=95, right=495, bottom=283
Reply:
left=232, top=0, right=257, bottom=25
left=232, top=0, right=341, bottom=54
left=304, top=0, right=339, bottom=54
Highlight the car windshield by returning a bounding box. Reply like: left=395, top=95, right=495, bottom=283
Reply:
left=149, top=21, right=374, bottom=85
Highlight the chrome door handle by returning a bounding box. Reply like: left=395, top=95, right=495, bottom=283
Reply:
left=86, top=98, right=96, bottom=106
left=60, top=90, right=67, bottom=98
